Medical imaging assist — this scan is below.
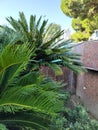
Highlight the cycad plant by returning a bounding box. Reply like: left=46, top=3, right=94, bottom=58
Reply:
left=0, top=43, right=66, bottom=129
left=0, top=12, right=85, bottom=75
left=0, top=12, right=86, bottom=129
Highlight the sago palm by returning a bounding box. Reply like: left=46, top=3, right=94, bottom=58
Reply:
left=0, top=12, right=85, bottom=75
left=0, top=43, right=66, bottom=129
left=0, top=12, right=86, bottom=129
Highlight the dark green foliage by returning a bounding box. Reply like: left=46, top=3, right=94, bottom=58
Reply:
left=62, top=105, right=98, bottom=130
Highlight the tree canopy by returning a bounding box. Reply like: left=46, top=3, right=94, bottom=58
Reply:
left=61, top=0, right=98, bottom=42
left=61, top=0, right=98, bottom=19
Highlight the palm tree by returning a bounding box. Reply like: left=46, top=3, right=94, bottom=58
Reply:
left=0, top=43, right=66, bottom=129
left=0, top=12, right=85, bottom=75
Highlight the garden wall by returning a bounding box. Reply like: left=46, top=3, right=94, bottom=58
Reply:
left=74, top=40, right=98, bottom=119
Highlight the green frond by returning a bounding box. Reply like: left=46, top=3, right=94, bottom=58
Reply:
left=0, top=73, right=65, bottom=129
left=6, top=17, right=20, bottom=32
left=0, top=109, right=59, bottom=130
left=0, top=43, right=32, bottom=73
left=0, top=83, right=64, bottom=113
left=3, top=63, right=26, bottom=88
left=48, top=63, right=63, bottom=76
left=39, top=19, right=48, bottom=36
left=0, top=111, right=54, bottom=129
left=19, top=12, right=28, bottom=32
left=12, top=71, right=43, bottom=87
left=0, top=64, right=20, bottom=94
left=0, top=42, right=35, bottom=96
left=36, top=16, right=42, bottom=27
left=41, top=30, right=64, bottom=49
left=30, top=15, right=36, bottom=34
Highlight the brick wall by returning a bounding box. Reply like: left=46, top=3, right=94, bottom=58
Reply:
left=74, top=41, right=98, bottom=119
left=83, top=41, right=98, bottom=70
left=84, top=71, right=98, bottom=117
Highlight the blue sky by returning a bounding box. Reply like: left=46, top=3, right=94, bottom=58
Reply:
left=0, top=0, right=73, bottom=32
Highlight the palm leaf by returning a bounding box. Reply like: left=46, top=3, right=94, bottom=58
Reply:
left=48, top=63, right=63, bottom=76
left=0, top=43, right=32, bottom=73
left=6, top=17, right=20, bottom=32
left=0, top=74, right=65, bottom=129
left=0, top=110, right=56, bottom=130
left=19, top=12, right=28, bottom=32
left=0, top=43, right=34, bottom=96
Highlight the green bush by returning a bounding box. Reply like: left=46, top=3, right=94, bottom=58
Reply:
left=61, top=105, right=98, bottom=130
